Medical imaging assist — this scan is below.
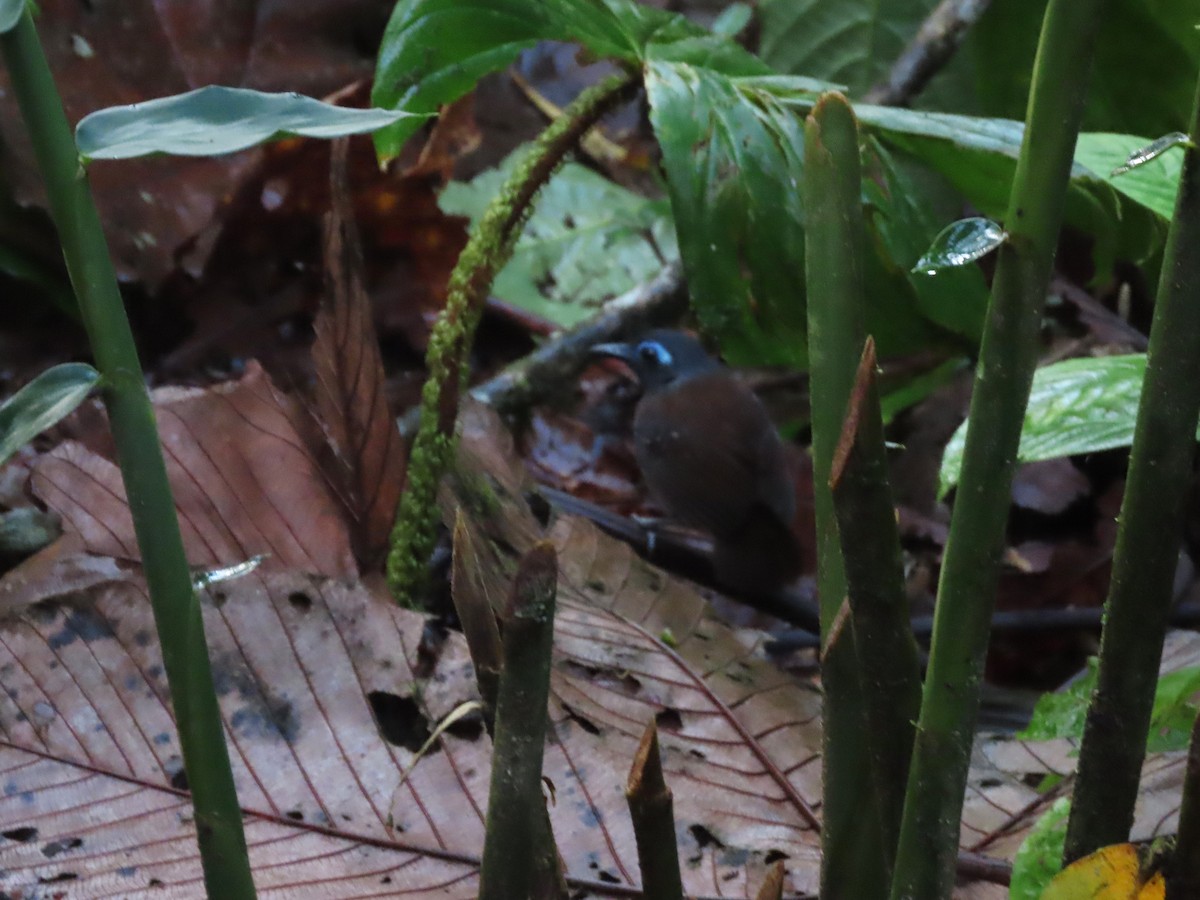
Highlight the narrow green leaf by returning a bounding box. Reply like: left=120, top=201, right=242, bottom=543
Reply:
left=710, top=3, right=752, bottom=38
left=1110, top=131, right=1193, bottom=176
left=938, top=354, right=1174, bottom=495
left=439, top=153, right=678, bottom=328
left=914, top=217, right=1007, bottom=274
left=76, top=86, right=421, bottom=160
left=0, top=0, right=25, bottom=34
left=0, top=363, right=100, bottom=467
left=1010, top=797, right=1071, bottom=900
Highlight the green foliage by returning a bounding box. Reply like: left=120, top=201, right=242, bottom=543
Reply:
left=439, top=155, right=677, bottom=328
left=1020, top=658, right=1200, bottom=753
left=937, top=355, right=1200, bottom=495
left=75, top=87, right=420, bottom=160
left=0, top=362, right=99, bottom=467
left=1010, top=797, right=1071, bottom=900
left=757, top=0, right=936, bottom=95
left=0, top=0, right=24, bottom=34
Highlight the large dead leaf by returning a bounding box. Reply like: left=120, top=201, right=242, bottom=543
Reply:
left=0, top=399, right=1070, bottom=896
left=29, top=362, right=355, bottom=578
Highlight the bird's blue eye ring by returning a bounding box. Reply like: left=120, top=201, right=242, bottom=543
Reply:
left=637, top=341, right=673, bottom=367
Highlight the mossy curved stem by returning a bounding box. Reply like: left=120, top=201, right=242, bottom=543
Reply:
left=387, top=71, right=638, bottom=606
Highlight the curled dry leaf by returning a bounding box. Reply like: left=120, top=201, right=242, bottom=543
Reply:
left=312, top=140, right=407, bottom=565
left=29, top=361, right=355, bottom=578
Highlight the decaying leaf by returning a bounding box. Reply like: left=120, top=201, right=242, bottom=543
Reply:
left=312, top=139, right=408, bottom=565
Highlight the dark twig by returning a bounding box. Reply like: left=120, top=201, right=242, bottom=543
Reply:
left=472, top=261, right=688, bottom=415
left=865, top=0, right=994, bottom=106
left=625, top=721, right=684, bottom=900
left=1168, top=714, right=1200, bottom=898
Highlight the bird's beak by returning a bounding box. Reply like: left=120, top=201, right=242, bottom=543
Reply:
left=589, top=342, right=637, bottom=364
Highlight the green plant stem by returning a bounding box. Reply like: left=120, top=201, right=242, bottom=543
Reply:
left=1064, top=71, right=1200, bottom=863
left=625, top=721, right=684, bottom=900
left=1168, top=714, right=1200, bottom=899
left=829, top=338, right=922, bottom=863
left=0, top=9, right=255, bottom=898
left=387, top=72, right=637, bottom=607
left=803, top=91, right=889, bottom=896
left=478, top=542, right=559, bottom=900
left=888, top=0, right=1105, bottom=895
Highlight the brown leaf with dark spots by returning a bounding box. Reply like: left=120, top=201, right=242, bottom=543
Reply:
left=312, top=139, right=407, bottom=566
left=30, top=362, right=355, bottom=578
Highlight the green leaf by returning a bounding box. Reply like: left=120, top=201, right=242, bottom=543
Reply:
left=1010, top=797, right=1071, bottom=900
left=439, top=153, right=678, bottom=328
left=939, top=354, right=1166, bottom=496
left=75, top=87, right=420, bottom=160
left=1073, top=132, right=1184, bottom=221
left=1020, top=659, right=1098, bottom=742
left=0, top=0, right=25, bottom=34
left=645, top=62, right=810, bottom=367
left=914, top=217, right=1006, bottom=274
left=1147, top=667, right=1200, bottom=752
left=757, top=0, right=935, bottom=95
left=0, top=363, right=100, bottom=467
left=1020, top=658, right=1200, bottom=753
left=371, top=0, right=765, bottom=162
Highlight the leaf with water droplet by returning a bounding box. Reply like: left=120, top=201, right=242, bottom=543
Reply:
left=1111, top=132, right=1192, bottom=177
left=913, top=217, right=1006, bottom=274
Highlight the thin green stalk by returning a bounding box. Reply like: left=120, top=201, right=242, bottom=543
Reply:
left=0, top=9, right=254, bottom=898
left=387, top=72, right=636, bottom=607
left=803, top=91, right=889, bottom=896
left=1064, top=72, right=1200, bottom=863
left=889, top=0, right=1105, bottom=895
left=478, top=542, right=559, bottom=900
left=829, top=338, right=922, bottom=864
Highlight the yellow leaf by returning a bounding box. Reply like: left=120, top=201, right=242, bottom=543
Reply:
left=1041, top=844, right=1165, bottom=900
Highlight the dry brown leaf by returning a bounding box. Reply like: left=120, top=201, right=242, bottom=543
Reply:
left=312, top=140, right=407, bottom=565
left=0, top=401, right=1037, bottom=897
left=29, top=362, right=355, bottom=578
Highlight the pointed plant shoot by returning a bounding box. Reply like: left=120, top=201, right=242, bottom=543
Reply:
left=76, top=86, right=421, bottom=161
left=0, top=363, right=99, bottom=468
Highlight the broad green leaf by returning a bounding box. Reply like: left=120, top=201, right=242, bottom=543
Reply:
left=710, top=3, right=752, bottom=39
left=1011, top=798, right=1071, bottom=900
left=864, top=139, right=988, bottom=343
left=439, top=154, right=678, bottom=328
left=645, top=62, right=810, bottom=367
left=914, top=217, right=1006, bottom=274
left=0, top=0, right=25, bottom=33
left=758, top=0, right=935, bottom=95
left=1021, top=658, right=1199, bottom=753
left=76, top=87, right=420, bottom=160
left=938, top=355, right=1175, bottom=497
left=0, top=363, right=100, bottom=467
left=1020, top=659, right=1098, bottom=742
left=1073, top=133, right=1184, bottom=221
left=371, top=0, right=766, bottom=161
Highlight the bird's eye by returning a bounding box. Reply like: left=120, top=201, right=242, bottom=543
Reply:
left=637, top=341, right=673, bottom=368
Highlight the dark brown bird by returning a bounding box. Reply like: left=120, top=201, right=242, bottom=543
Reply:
left=591, top=330, right=804, bottom=598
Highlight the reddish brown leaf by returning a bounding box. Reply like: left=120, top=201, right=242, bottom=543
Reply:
left=312, top=141, right=407, bottom=565
left=30, top=362, right=355, bottom=577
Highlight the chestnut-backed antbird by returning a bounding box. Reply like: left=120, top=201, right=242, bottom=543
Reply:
left=590, top=330, right=806, bottom=604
